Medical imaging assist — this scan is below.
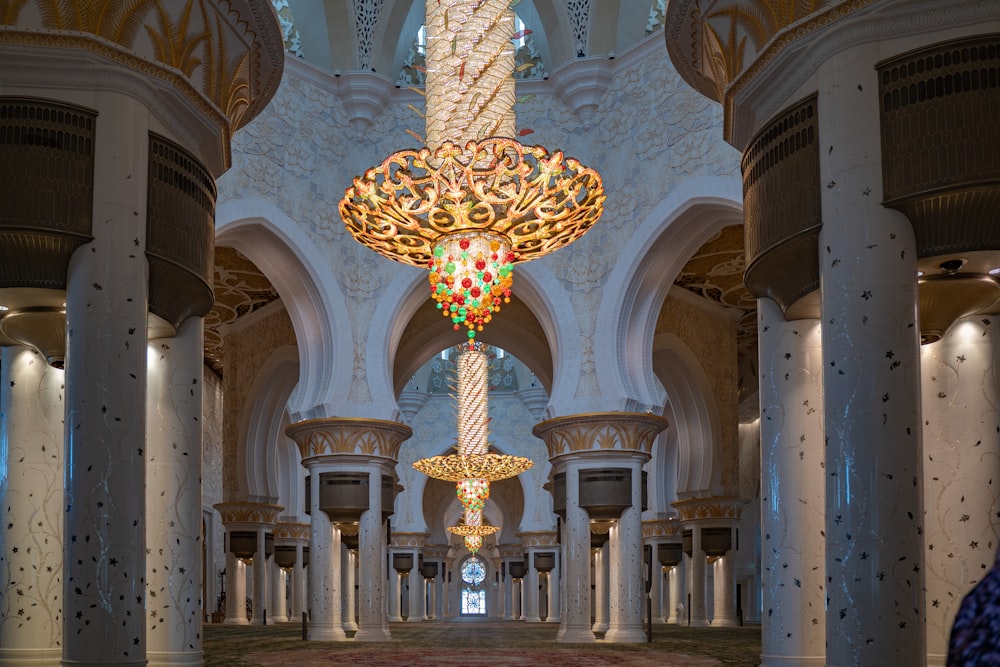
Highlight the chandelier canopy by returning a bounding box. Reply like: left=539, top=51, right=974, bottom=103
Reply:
left=339, top=0, right=604, bottom=339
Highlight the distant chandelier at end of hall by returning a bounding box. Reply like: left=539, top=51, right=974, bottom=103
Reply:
left=339, top=0, right=605, bottom=340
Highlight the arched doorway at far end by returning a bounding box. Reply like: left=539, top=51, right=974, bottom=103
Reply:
left=459, top=554, right=488, bottom=616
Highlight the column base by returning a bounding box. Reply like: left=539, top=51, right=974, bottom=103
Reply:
left=343, top=621, right=359, bottom=632
left=353, top=627, right=392, bottom=642
left=546, top=616, right=561, bottom=623
left=307, top=624, right=347, bottom=641
left=146, top=651, right=205, bottom=667
left=558, top=627, right=597, bottom=643
left=0, top=648, right=61, bottom=666
left=690, top=618, right=711, bottom=627
left=525, top=616, right=542, bottom=623
left=603, top=626, right=646, bottom=643
left=62, top=661, right=146, bottom=667
left=759, top=655, right=826, bottom=667
left=591, top=621, right=608, bottom=633
left=223, top=617, right=249, bottom=625
left=926, top=653, right=945, bottom=667
left=712, top=616, right=739, bottom=627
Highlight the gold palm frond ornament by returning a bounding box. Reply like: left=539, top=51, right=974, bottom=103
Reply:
left=339, top=0, right=604, bottom=340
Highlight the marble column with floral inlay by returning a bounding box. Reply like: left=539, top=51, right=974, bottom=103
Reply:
left=342, top=546, right=358, bottom=632
left=145, top=318, right=204, bottom=666
left=0, top=347, right=64, bottom=666
left=63, top=94, right=150, bottom=667
left=534, top=412, right=668, bottom=643
left=921, top=315, right=1000, bottom=666
left=758, top=299, right=826, bottom=666
left=818, top=44, right=925, bottom=666
left=223, top=553, right=247, bottom=625
left=285, top=418, right=410, bottom=642
left=605, top=458, right=648, bottom=642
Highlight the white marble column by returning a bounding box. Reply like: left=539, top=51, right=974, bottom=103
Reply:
left=512, top=578, right=522, bottom=620
left=667, top=564, right=683, bottom=625
left=818, top=45, right=925, bottom=667
left=0, top=346, right=64, bottom=666
left=388, top=568, right=402, bottom=622
left=592, top=541, right=609, bottom=634
left=758, top=299, right=825, bottom=666
left=503, top=563, right=514, bottom=619
left=524, top=551, right=541, bottom=622
left=224, top=554, right=247, bottom=625
left=688, top=527, right=709, bottom=627
left=407, top=552, right=424, bottom=622
left=63, top=94, right=150, bottom=666
left=342, top=546, right=358, bottom=632
left=605, top=461, right=645, bottom=642
left=559, top=464, right=595, bottom=641
left=648, top=546, right=663, bottom=624
left=356, top=467, right=390, bottom=641
left=546, top=555, right=561, bottom=623
left=291, top=544, right=306, bottom=621
left=251, top=527, right=268, bottom=624
left=268, top=560, right=288, bottom=623
left=435, top=570, right=445, bottom=619
left=426, top=574, right=436, bottom=620
left=712, top=549, right=737, bottom=627
left=306, top=465, right=346, bottom=640
left=922, top=316, right=1000, bottom=666
left=146, top=318, right=204, bottom=665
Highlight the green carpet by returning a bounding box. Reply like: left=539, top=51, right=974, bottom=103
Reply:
left=204, top=620, right=761, bottom=667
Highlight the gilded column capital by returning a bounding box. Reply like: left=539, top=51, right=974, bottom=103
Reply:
left=642, top=518, right=683, bottom=539
left=672, top=496, right=748, bottom=523
left=532, top=411, right=668, bottom=461
left=286, top=417, right=412, bottom=463
left=391, top=532, right=428, bottom=549
left=498, top=544, right=524, bottom=559
left=518, top=531, right=558, bottom=548
left=214, top=501, right=283, bottom=528
left=424, top=544, right=451, bottom=560
left=273, top=521, right=310, bottom=543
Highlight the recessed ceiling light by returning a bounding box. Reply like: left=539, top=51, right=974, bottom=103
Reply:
left=989, top=267, right=1000, bottom=276
left=917, top=271, right=924, bottom=277
left=0, top=304, right=9, bottom=312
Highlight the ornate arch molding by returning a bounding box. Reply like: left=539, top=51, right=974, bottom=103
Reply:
left=595, top=183, right=743, bottom=414
left=216, top=199, right=351, bottom=421
left=240, top=346, right=299, bottom=504
left=652, top=333, right=721, bottom=497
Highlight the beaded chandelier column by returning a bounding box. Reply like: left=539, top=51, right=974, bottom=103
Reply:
left=340, top=0, right=605, bottom=340
left=414, top=343, right=532, bottom=554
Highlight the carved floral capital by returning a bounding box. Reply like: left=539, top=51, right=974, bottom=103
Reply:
left=518, top=531, right=558, bottom=548
left=672, top=496, right=748, bottom=522
left=286, top=417, right=412, bottom=462
left=642, top=518, right=683, bottom=538
left=214, top=501, right=283, bottom=527
left=532, top=412, right=668, bottom=459
left=273, top=521, right=310, bottom=542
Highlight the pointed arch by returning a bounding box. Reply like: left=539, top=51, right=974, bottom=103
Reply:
left=594, top=176, right=743, bottom=412
left=652, top=332, right=722, bottom=496
left=216, top=197, right=352, bottom=421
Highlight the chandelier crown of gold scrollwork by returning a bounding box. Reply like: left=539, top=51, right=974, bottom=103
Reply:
left=340, top=138, right=605, bottom=268
left=412, top=452, right=533, bottom=482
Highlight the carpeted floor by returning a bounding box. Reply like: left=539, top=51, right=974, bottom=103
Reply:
left=204, top=619, right=761, bottom=667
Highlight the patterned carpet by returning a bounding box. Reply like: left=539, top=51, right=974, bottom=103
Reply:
left=204, top=619, right=761, bottom=667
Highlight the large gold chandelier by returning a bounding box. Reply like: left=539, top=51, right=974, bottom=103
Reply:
left=413, top=343, right=532, bottom=553
left=339, top=0, right=604, bottom=340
